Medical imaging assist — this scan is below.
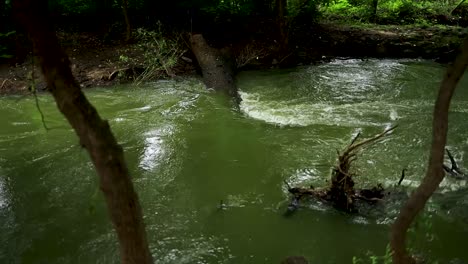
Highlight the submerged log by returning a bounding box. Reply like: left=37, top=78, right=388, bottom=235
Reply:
left=286, top=126, right=396, bottom=213
left=189, top=33, right=239, bottom=101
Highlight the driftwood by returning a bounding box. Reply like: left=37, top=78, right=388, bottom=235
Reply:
left=286, top=126, right=396, bottom=213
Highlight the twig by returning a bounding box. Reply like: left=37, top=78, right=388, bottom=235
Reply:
left=278, top=52, right=293, bottom=64
left=33, top=91, right=49, bottom=131
left=398, top=169, right=406, bottom=186
left=0, top=79, right=12, bottom=89
left=344, top=125, right=397, bottom=156
left=349, top=132, right=361, bottom=147
left=446, top=148, right=458, bottom=171
left=31, top=45, right=49, bottom=131
left=443, top=148, right=466, bottom=178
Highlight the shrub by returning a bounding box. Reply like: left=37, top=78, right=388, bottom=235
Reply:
left=118, top=24, right=186, bottom=84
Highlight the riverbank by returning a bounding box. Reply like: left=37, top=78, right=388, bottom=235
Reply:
left=0, top=22, right=466, bottom=95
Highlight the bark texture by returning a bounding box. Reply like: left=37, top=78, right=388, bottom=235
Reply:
left=190, top=33, right=238, bottom=98
left=371, top=0, right=379, bottom=23
left=122, top=0, right=132, bottom=41
left=275, top=0, right=288, bottom=51
left=390, top=37, right=468, bottom=264
left=13, top=1, right=153, bottom=263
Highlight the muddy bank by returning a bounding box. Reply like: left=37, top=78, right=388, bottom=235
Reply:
left=1, top=23, right=465, bottom=94
left=296, top=23, right=466, bottom=62
left=0, top=31, right=196, bottom=94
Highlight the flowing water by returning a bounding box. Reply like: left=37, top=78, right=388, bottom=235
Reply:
left=1, top=59, right=468, bottom=263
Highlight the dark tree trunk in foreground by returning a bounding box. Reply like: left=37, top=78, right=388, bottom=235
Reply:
left=13, top=1, right=153, bottom=263
left=190, top=33, right=238, bottom=99
left=390, top=38, right=468, bottom=264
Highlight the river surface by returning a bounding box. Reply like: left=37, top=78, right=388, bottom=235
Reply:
left=1, top=59, right=468, bottom=263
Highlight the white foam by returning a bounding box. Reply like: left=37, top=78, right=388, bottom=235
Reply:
left=0, top=173, right=8, bottom=209
left=239, top=91, right=395, bottom=127
left=383, top=178, right=467, bottom=192
left=139, top=126, right=173, bottom=171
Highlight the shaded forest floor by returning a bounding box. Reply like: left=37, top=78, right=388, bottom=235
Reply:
left=0, top=22, right=466, bottom=95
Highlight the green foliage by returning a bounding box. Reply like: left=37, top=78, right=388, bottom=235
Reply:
left=407, top=212, right=435, bottom=254
left=289, top=0, right=326, bottom=23
left=48, top=0, right=95, bottom=15
left=118, top=25, right=185, bottom=84
left=0, top=30, right=15, bottom=59
left=201, top=0, right=254, bottom=17
left=352, top=244, right=392, bottom=264
left=352, top=212, right=435, bottom=264
left=322, top=0, right=463, bottom=25
left=351, top=213, right=436, bottom=264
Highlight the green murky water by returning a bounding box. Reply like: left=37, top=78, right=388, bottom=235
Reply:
left=1, top=59, right=468, bottom=263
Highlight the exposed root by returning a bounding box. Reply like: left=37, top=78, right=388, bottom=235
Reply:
left=330, top=125, right=396, bottom=211
left=286, top=126, right=396, bottom=213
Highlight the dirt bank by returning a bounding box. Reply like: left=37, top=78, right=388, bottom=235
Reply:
left=1, top=23, right=465, bottom=95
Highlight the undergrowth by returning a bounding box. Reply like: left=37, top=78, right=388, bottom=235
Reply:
left=118, top=23, right=185, bottom=85
left=352, top=212, right=437, bottom=264
left=321, top=0, right=468, bottom=26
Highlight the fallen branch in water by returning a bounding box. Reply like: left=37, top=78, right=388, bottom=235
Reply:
left=285, top=126, right=397, bottom=213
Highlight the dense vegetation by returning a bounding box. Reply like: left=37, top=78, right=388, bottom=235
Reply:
left=2, top=0, right=468, bottom=44
left=3, top=1, right=468, bottom=262
left=3, top=0, right=468, bottom=29
left=1, top=0, right=467, bottom=71
left=323, top=0, right=468, bottom=25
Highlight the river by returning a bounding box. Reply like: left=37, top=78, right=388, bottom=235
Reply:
left=1, top=59, right=468, bottom=263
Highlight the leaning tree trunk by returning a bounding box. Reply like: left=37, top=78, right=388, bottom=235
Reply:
left=190, top=33, right=238, bottom=99
left=390, top=37, right=468, bottom=264
left=13, top=1, right=153, bottom=263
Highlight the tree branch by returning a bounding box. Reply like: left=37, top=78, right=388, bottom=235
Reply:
left=390, top=37, right=468, bottom=264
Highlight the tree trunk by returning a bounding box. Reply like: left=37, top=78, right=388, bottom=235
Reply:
left=13, top=1, right=153, bottom=263
left=275, top=0, right=288, bottom=52
left=371, top=0, right=378, bottom=23
left=122, top=0, right=131, bottom=41
left=390, top=37, right=468, bottom=264
left=190, top=33, right=238, bottom=99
